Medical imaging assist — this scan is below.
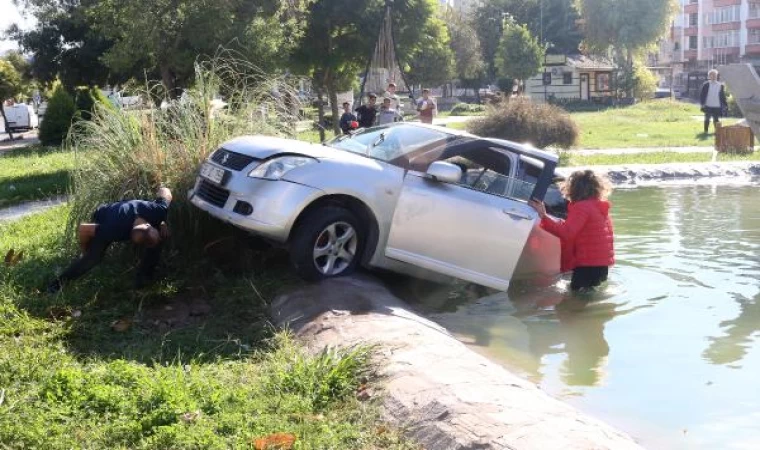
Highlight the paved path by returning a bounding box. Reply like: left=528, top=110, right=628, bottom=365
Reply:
left=0, top=196, right=67, bottom=223
left=570, top=145, right=716, bottom=155
left=0, top=130, right=41, bottom=154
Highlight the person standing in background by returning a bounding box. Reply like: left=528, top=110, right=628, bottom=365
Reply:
left=355, top=93, right=378, bottom=128
left=339, top=102, right=357, bottom=134
left=383, top=82, right=402, bottom=111
left=416, top=89, right=436, bottom=124
left=700, top=69, right=728, bottom=134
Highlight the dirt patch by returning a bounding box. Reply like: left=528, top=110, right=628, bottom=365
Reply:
left=140, top=295, right=212, bottom=332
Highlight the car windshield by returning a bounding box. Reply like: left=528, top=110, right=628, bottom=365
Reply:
left=324, top=125, right=450, bottom=162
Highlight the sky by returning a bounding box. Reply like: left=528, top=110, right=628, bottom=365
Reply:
left=0, top=0, right=35, bottom=53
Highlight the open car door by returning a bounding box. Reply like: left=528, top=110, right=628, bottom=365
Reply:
left=384, top=144, right=558, bottom=291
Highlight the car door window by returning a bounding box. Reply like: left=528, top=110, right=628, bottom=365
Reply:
left=438, top=148, right=519, bottom=199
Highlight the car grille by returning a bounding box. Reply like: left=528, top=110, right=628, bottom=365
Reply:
left=196, top=180, right=230, bottom=208
left=211, top=149, right=256, bottom=171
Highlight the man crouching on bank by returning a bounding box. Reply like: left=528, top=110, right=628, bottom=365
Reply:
left=47, top=186, right=173, bottom=293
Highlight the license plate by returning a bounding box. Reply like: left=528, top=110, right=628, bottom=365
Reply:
left=200, top=163, right=225, bottom=184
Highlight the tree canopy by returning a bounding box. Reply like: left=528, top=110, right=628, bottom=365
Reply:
left=0, top=60, right=23, bottom=139
left=495, top=20, right=544, bottom=84
left=574, top=0, right=676, bottom=56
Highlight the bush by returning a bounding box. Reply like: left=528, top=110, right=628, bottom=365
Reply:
left=74, top=86, right=115, bottom=122
left=39, top=83, right=76, bottom=146
left=450, top=102, right=486, bottom=115
left=66, top=56, right=300, bottom=254
left=467, top=96, right=579, bottom=149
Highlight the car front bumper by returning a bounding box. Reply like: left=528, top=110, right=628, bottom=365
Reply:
left=189, top=175, right=323, bottom=243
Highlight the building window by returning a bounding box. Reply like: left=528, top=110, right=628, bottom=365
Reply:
left=596, top=73, right=611, bottom=92
left=563, top=72, right=572, bottom=84
left=704, top=30, right=740, bottom=48
left=751, top=2, right=760, bottom=19
left=689, top=35, right=698, bottom=50
left=674, top=42, right=680, bottom=51
left=750, top=29, right=760, bottom=45
left=706, top=5, right=741, bottom=25
left=689, top=13, right=698, bottom=26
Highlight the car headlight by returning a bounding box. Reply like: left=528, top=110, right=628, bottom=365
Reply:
left=248, top=156, right=318, bottom=180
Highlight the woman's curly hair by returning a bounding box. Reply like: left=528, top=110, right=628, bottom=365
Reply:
left=561, top=170, right=612, bottom=202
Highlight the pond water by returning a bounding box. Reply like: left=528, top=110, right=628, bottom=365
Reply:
left=422, top=184, right=760, bottom=449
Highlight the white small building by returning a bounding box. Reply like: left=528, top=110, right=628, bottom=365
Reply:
left=526, top=54, right=616, bottom=103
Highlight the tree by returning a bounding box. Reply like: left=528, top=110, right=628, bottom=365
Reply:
left=474, top=0, right=583, bottom=80
left=13, top=0, right=304, bottom=95
left=495, top=20, right=544, bottom=88
left=10, top=0, right=116, bottom=89
left=445, top=9, right=486, bottom=98
left=403, top=4, right=455, bottom=88
left=89, top=0, right=297, bottom=98
left=574, top=0, right=676, bottom=95
left=0, top=61, right=22, bottom=140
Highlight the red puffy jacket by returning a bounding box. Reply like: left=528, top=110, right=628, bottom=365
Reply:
left=540, top=198, right=615, bottom=271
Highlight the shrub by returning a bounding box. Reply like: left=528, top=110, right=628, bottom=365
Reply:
left=450, top=102, right=486, bottom=115
left=39, top=83, right=76, bottom=146
left=466, top=96, right=579, bottom=149
left=74, top=86, right=115, bottom=121
left=66, top=56, right=300, bottom=254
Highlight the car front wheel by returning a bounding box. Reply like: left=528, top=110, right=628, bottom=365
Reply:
left=289, top=207, right=363, bottom=281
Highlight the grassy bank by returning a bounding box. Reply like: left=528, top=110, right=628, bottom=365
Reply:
left=0, top=146, right=74, bottom=207
left=573, top=100, right=735, bottom=149
left=0, top=207, right=414, bottom=449
left=563, top=150, right=760, bottom=167
left=450, top=100, right=737, bottom=149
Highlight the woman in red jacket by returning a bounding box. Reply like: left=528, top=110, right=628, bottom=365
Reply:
left=529, top=170, right=615, bottom=291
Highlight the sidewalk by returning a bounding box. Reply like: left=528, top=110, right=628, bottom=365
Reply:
left=0, top=130, right=41, bottom=154
left=570, top=145, right=715, bottom=155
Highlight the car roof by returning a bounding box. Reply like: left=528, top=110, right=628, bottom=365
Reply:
left=380, top=122, right=559, bottom=164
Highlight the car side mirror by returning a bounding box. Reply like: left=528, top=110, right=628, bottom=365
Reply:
left=426, top=161, right=462, bottom=184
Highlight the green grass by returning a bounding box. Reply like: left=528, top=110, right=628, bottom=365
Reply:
left=563, top=150, right=760, bottom=166
left=0, top=208, right=414, bottom=449
left=0, top=145, right=75, bottom=207
left=572, top=100, right=736, bottom=149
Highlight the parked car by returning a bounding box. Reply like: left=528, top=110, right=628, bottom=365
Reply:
left=3, top=103, right=39, bottom=131
left=189, top=123, right=565, bottom=290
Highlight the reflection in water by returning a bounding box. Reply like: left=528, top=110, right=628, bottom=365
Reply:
left=704, top=292, right=760, bottom=366
left=401, top=184, right=760, bottom=450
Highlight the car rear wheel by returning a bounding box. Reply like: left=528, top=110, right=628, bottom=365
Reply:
left=289, top=206, right=364, bottom=281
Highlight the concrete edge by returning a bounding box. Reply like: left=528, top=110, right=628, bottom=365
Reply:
left=269, top=275, right=644, bottom=450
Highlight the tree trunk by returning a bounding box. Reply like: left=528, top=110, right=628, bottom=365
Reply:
left=326, top=72, right=341, bottom=136
left=316, top=87, right=326, bottom=143
left=626, top=47, right=634, bottom=98
left=1, top=106, right=14, bottom=141
left=160, top=63, right=179, bottom=100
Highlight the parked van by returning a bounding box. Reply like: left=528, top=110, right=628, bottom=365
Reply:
left=3, top=103, right=39, bottom=131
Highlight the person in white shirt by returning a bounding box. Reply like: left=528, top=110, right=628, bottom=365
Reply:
left=699, top=69, right=728, bottom=134
left=383, top=82, right=402, bottom=111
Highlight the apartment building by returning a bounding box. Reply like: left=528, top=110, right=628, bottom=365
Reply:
left=666, top=0, right=760, bottom=93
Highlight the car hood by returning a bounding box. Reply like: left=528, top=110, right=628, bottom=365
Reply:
left=221, top=135, right=343, bottom=161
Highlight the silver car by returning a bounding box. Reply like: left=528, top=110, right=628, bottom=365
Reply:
left=189, top=123, right=562, bottom=290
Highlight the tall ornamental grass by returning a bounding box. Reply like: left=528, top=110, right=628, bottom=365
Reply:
left=66, top=57, right=301, bottom=252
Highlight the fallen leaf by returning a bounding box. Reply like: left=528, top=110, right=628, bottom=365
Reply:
left=252, top=432, right=297, bottom=450
left=110, top=319, right=132, bottom=332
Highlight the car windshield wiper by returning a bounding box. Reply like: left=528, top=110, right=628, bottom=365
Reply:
left=367, top=132, right=385, bottom=156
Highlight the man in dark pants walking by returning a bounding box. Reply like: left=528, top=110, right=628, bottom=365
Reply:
left=47, top=186, right=173, bottom=293
left=700, top=69, right=728, bottom=134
